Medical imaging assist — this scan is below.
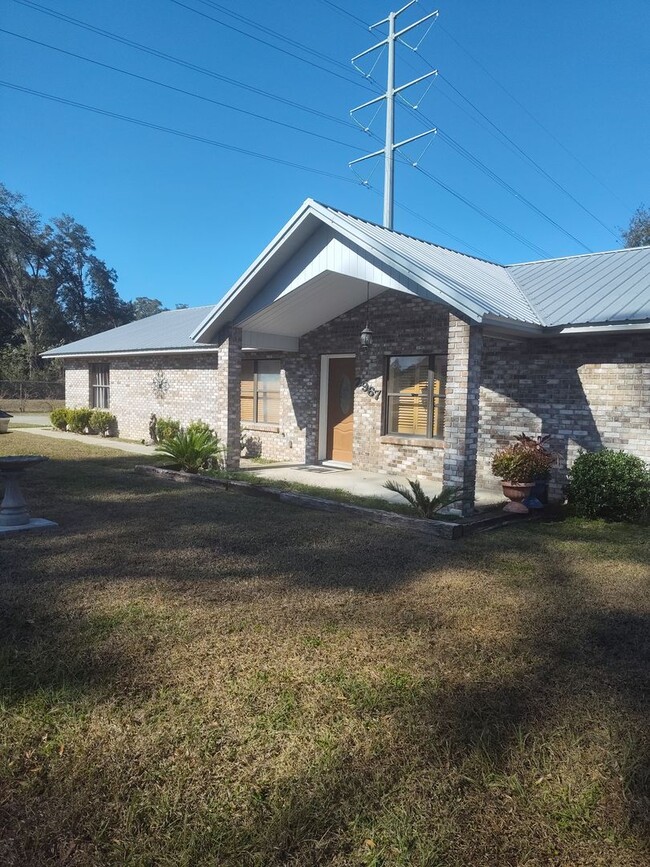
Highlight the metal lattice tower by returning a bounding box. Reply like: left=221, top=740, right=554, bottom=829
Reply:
left=350, top=2, right=439, bottom=230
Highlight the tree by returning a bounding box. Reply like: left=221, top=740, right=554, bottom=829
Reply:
left=621, top=205, right=650, bottom=248
left=132, top=297, right=167, bottom=319
left=0, top=184, right=57, bottom=376
left=0, top=182, right=135, bottom=378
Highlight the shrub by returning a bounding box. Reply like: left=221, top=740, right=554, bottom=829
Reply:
left=156, top=417, right=181, bottom=443
left=383, top=479, right=465, bottom=518
left=155, top=428, right=223, bottom=474
left=187, top=419, right=214, bottom=437
left=566, top=449, right=650, bottom=522
left=67, top=408, right=93, bottom=434
left=50, top=408, right=70, bottom=430
left=89, top=410, right=117, bottom=436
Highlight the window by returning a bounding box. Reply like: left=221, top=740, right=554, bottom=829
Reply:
left=385, top=355, right=446, bottom=438
left=240, top=359, right=281, bottom=424
left=90, top=363, right=110, bottom=409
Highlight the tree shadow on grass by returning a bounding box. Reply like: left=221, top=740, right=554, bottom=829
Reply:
left=1, top=449, right=648, bottom=864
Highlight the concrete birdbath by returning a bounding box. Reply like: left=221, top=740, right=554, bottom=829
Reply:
left=0, top=410, right=13, bottom=434
left=0, top=455, right=57, bottom=533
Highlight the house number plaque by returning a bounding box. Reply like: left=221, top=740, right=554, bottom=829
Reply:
left=354, top=377, right=381, bottom=400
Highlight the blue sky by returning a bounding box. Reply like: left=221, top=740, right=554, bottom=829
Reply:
left=2, top=0, right=649, bottom=309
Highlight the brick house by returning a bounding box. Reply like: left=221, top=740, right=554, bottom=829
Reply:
left=43, top=199, right=650, bottom=515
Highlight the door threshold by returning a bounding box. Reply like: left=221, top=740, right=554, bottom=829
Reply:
left=321, top=460, right=352, bottom=470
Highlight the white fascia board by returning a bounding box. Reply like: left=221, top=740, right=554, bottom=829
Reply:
left=191, top=199, right=319, bottom=342
left=41, top=347, right=219, bottom=359
left=241, top=331, right=299, bottom=352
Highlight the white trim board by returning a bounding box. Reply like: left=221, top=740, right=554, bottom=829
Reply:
left=318, top=354, right=356, bottom=462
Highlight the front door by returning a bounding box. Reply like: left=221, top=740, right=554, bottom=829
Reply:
left=326, top=357, right=355, bottom=463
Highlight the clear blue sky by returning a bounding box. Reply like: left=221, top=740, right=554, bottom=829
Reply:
left=2, top=0, right=649, bottom=309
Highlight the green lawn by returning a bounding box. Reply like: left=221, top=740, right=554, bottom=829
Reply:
left=0, top=432, right=648, bottom=866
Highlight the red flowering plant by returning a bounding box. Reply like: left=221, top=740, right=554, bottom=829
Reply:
left=491, top=433, right=556, bottom=483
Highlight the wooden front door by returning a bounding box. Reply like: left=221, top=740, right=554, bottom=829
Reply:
left=326, top=357, right=355, bottom=463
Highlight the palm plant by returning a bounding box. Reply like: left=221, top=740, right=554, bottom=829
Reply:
left=155, top=428, right=222, bottom=474
left=383, top=478, right=465, bottom=518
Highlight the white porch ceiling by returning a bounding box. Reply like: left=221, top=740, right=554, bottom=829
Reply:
left=238, top=271, right=391, bottom=338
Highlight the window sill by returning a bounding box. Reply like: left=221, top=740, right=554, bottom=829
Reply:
left=242, top=422, right=280, bottom=434
left=380, top=435, right=444, bottom=449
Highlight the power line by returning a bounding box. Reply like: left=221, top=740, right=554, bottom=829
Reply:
left=318, top=0, right=619, bottom=242
left=411, top=161, right=551, bottom=258
left=0, top=80, right=362, bottom=185
left=397, top=31, right=619, bottom=239
left=437, top=20, right=633, bottom=211
left=0, top=28, right=366, bottom=154
left=9, top=0, right=356, bottom=132
left=167, top=0, right=375, bottom=92
left=186, top=0, right=365, bottom=78
left=315, top=0, right=369, bottom=30
left=437, top=73, right=619, bottom=239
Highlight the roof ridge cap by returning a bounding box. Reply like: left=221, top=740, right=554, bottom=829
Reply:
left=509, top=244, right=650, bottom=266
left=311, top=200, right=504, bottom=267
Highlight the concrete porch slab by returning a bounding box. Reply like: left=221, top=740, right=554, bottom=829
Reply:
left=239, top=460, right=504, bottom=509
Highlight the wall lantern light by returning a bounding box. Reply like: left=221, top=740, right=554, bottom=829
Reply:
left=360, top=281, right=373, bottom=350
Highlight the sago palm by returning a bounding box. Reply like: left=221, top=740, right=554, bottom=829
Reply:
left=383, top=478, right=464, bottom=518
left=155, top=428, right=222, bottom=474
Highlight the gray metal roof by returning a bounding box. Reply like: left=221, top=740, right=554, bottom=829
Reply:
left=507, top=246, right=650, bottom=326
left=321, top=204, right=542, bottom=324
left=42, top=305, right=215, bottom=357
left=44, top=202, right=650, bottom=359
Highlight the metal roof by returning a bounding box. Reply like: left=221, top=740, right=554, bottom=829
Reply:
left=319, top=203, right=542, bottom=324
left=507, top=246, right=650, bottom=326
left=42, top=306, right=215, bottom=357
left=43, top=202, right=650, bottom=358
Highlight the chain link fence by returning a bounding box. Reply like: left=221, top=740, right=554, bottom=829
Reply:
left=0, top=380, right=65, bottom=412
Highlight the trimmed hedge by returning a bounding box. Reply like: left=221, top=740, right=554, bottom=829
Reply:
left=566, top=449, right=650, bottom=523
left=49, top=407, right=117, bottom=437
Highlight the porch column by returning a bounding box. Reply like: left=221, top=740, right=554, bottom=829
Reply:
left=215, top=325, right=242, bottom=470
left=442, top=314, right=483, bottom=516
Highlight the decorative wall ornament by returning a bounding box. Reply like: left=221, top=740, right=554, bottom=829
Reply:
left=152, top=370, right=170, bottom=400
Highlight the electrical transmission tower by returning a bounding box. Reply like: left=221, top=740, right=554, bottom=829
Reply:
left=350, top=1, right=439, bottom=230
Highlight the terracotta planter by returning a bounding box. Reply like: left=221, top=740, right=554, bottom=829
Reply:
left=501, top=481, right=534, bottom=513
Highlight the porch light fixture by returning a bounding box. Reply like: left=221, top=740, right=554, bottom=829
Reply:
left=360, top=281, right=373, bottom=350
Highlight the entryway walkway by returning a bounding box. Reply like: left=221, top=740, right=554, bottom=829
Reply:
left=240, top=460, right=504, bottom=509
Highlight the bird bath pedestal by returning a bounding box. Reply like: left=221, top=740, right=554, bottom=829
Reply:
left=0, top=456, right=57, bottom=534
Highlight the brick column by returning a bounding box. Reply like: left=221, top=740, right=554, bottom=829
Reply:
left=442, top=314, right=483, bottom=516
left=215, top=326, right=242, bottom=469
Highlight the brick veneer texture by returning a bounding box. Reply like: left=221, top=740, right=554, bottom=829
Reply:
left=64, top=354, right=220, bottom=441
left=442, top=316, right=483, bottom=515
left=478, top=332, right=650, bottom=499
left=244, top=290, right=451, bottom=475
left=63, top=291, right=650, bottom=506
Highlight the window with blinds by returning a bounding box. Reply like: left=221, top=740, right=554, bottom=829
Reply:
left=385, top=355, right=446, bottom=438
left=240, top=359, right=281, bottom=424
left=90, top=363, right=110, bottom=409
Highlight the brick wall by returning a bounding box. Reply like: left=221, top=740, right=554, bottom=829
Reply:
left=478, top=332, right=650, bottom=498
left=442, top=316, right=483, bottom=515
left=64, top=354, right=220, bottom=441
left=246, top=290, right=450, bottom=478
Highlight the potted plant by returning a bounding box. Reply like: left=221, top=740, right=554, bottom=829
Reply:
left=0, top=410, right=13, bottom=434
left=491, top=435, right=555, bottom=513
